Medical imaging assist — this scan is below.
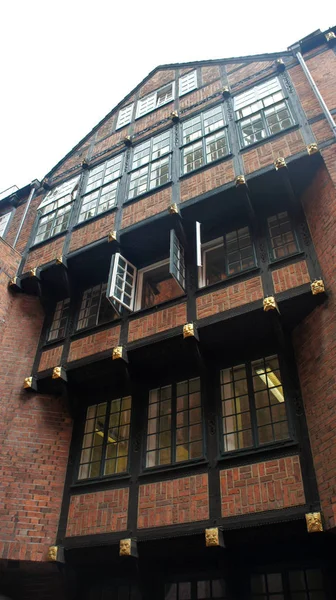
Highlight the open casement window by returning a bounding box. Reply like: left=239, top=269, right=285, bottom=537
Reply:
left=107, top=230, right=186, bottom=313
left=116, top=103, right=134, bottom=129
left=35, top=176, right=79, bottom=244
left=136, top=82, right=175, bottom=119
left=0, top=211, right=11, bottom=238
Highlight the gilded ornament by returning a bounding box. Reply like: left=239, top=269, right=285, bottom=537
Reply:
left=275, top=58, right=286, bottom=71
left=168, top=203, right=179, bottom=215
left=119, top=538, right=132, bottom=556
left=325, top=31, right=336, bottom=42
left=305, top=512, right=323, bottom=533
left=52, top=366, right=62, bottom=379
left=24, top=377, right=33, bottom=389
left=311, top=279, right=325, bottom=295
left=205, top=527, right=219, bottom=547
left=123, top=136, right=132, bottom=146
left=235, top=175, right=246, bottom=187
left=108, top=231, right=117, bottom=242
left=263, top=296, right=278, bottom=312
left=222, top=86, right=231, bottom=98
left=29, top=268, right=37, bottom=277
left=9, top=277, right=17, bottom=286
left=274, top=157, right=287, bottom=170
left=307, top=143, right=318, bottom=155
left=183, top=323, right=195, bottom=338
left=112, top=346, right=123, bottom=360
left=47, top=546, right=58, bottom=561
left=55, top=256, right=63, bottom=265
left=171, top=110, right=179, bottom=121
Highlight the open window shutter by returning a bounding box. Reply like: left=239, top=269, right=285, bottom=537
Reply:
left=169, top=229, right=186, bottom=292
left=196, top=221, right=202, bottom=267
left=107, top=252, right=137, bottom=312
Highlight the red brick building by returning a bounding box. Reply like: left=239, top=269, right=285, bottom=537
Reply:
left=1, top=25, right=336, bottom=600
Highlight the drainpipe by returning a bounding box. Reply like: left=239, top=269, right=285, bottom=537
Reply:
left=295, top=48, right=336, bottom=138
left=12, top=179, right=40, bottom=249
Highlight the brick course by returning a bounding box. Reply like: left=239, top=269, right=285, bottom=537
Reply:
left=272, top=260, right=310, bottom=294
left=227, top=61, right=274, bottom=88
left=179, top=81, right=222, bottom=115
left=220, top=456, right=305, bottom=517
left=196, top=277, right=263, bottom=320
left=38, top=346, right=64, bottom=372
left=201, top=66, right=221, bottom=85
left=66, top=488, right=129, bottom=537
left=128, top=303, right=187, bottom=343
left=24, top=236, right=66, bottom=272
left=67, top=325, right=121, bottom=362
left=139, top=69, right=175, bottom=98
left=121, top=187, right=172, bottom=229
left=137, top=474, right=209, bottom=528
left=242, top=130, right=305, bottom=174
left=180, top=160, right=235, bottom=203
left=69, top=212, right=116, bottom=252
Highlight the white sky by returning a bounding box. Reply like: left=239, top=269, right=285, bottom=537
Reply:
left=0, top=0, right=334, bottom=193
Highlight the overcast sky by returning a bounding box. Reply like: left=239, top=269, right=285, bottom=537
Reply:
left=0, top=1, right=334, bottom=193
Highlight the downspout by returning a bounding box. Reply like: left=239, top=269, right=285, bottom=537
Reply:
left=295, top=49, right=336, bottom=138
left=12, top=179, right=40, bottom=249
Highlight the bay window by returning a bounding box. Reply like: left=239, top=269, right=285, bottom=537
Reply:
left=128, top=131, right=172, bottom=199
left=35, top=176, right=79, bottom=244
left=78, top=154, right=123, bottom=223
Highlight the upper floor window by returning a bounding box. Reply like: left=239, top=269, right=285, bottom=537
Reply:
left=179, top=70, right=198, bottom=96
left=234, top=78, right=294, bottom=147
left=77, top=282, right=117, bottom=331
left=136, top=83, right=175, bottom=119
left=78, top=397, right=132, bottom=479
left=0, top=211, right=11, bottom=238
left=35, top=177, right=79, bottom=245
left=268, top=211, right=298, bottom=260
left=128, top=131, right=172, bottom=199
left=146, top=377, right=203, bottom=468
left=181, top=105, right=229, bottom=174
left=78, top=154, right=123, bottom=223
left=220, top=354, right=289, bottom=453
left=116, top=103, right=134, bottom=129
left=198, top=225, right=255, bottom=287
left=47, top=298, right=70, bottom=341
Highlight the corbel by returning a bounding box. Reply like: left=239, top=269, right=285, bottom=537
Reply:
left=307, top=143, right=319, bottom=156
left=235, top=175, right=255, bottom=220
left=263, top=296, right=280, bottom=314
left=183, top=322, right=199, bottom=342
left=8, top=276, right=22, bottom=292
left=8, top=193, right=20, bottom=207
left=47, top=545, right=65, bottom=563
left=325, top=31, right=336, bottom=45
left=222, top=86, right=231, bottom=98
left=119, top=538, right=138, bottom=558
left=23, top=376, right=38, bottom=392
left=112, top=346, right=128, bottom=363
left=123, top=136, right=132, bottom=147
left=29, top=267, right=41, bottom=280
left=52, top=366, right=67, bottom=382
left=42, top=178, right=51, bottom=190
left=311, top=279, right=325, bottom=295
left=205, top=527, right=225, bottom=548
left=171, top=110, right=179, bottom=122
left=107, top=230, right=120, bottom=244
left=275, top=58, right=286, bottom=72
left=274, top=157, right=287, bottom=171
left=55, top=255, right=67, bottom=268
left=168, top=204, right=189, bottom=255
left=305, top=512, right=323, bottom=533
left=81, top=158, right=90, bottom=170
left=168, top=203, right=180, bottom=216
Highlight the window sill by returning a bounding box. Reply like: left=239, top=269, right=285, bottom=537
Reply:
left=29, top=229, right=67, bottom=251
left=216, top=438, right=297, bottom=465
left=72, top=205, right=118, bottom=230
left=70, top=317, right=122, bottom=340
left=70, top=472, right=131, bottom=491
left=196, top=266, right=260, bottom=296
left=42, top=336, right=66, bottom=349
left=130, top=293, right=187, bottom=320
left=123, top=180, right=172, bottom=205
left=268, top=251, right=305, bottom=269
left=239, top=123, right=299, bottom=153
left=138, top=458, right=209, bottom=479
left=134, top=98, right=174, bottom=121
left=179, top=152, right=233, bottom=180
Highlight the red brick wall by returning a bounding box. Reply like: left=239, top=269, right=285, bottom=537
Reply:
left=121, top=187, right=172, bottom=228
left=220, top=456, right=305, bottom=518
left=69, top=212, right=116, bottom=252
left=196, top=277, right=263, bottom=320
left=272, top=260, right=310, bottom=294
left=0, top=239, right=21, bottom=346
left=139, top=69, right=175, bottom=98
left=180, top=160, right=235, bottom=203
left=13, top=195, right=43, bottom=255
left=201, top=66, right=221, bottom=85
left=66, top=488, right=129, bottom=537
left=24, top=236, right=66, bottom=272
left=67, top=325, right=121, bottom=362
left=293, top=160, right=336, bottom=529
left=50, top=146, right=89, bottom=183
left=305, top=50, right=336, bottom=115
left=128, top=303, right=187, bottom=343
left=242, top=131, right=306, bottom=174
left=38, top=346, right=64, bottom=372
left=137, top=474, right=209, bottom=528
left=92, top=131, right=125, bottom=158
left=133, top=105, right=173, bottom=136
left=227, top=61, right=274, bottom=88
left=179, top=81, right=222, bottom=116
left=311, top=118, right=334, bottom=144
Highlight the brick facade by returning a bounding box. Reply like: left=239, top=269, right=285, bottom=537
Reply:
left=38, top=345, right=64, bottom=372
left=128, top=302, right=187, bottom=343
left=227, top=61, right=274, bottom=88
left=242, top=130, right=306, bottom=174
left=201, top=66, right=221, bottom=85
left=137, top=474, right=209, bottom=528
left=180, top=160, right=235, bottom=203
left=24, top=236, right=66, bottom=272
left=272, top=260, right=310, bottom=294
left=67, top=325, right=121, bottom=362
left=69, top=212, right=116, bottom=252
left=121, top=187, right=172, bottom=229
left=66, top=488, right=129, bottom=537
left=196, top=277, right=263, bottom=320
left=220, top=456, right=305, bottom=518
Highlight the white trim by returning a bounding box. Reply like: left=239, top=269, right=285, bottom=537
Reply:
left=135, top=82, right=175, bottom=119
left=0, top=211, right=11, bottom=238
left=116, top=103, right=134, bottom=130
left=179, top=70, right=197, bottom=96
left=108, top=252, right=137, bottom=311
left=196, top=222, right=202, bottom=268
left=199, top=237, right=224, bottom=288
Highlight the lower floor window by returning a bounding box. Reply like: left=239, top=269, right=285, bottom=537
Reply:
left=251, top=569, right=325, bottom=599
left=165, top=580, right=227, bottom=600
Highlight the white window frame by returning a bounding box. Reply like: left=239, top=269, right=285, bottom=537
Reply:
left=179, top=70, right=198, bottom=96
left=0, top=211, right=12, bottom=238
left=116, top=103, right=134, bottom=130
left=199, top=237, right=224, bottom=288
left=108, top=253, right=137, bottom=311
left=128, top=131, right=172, bottom=199
left=135, top=82, right=175, bottom=119
left=35, top=176, right=79, bottom=245
left=78, top=154, right=123, bottom=223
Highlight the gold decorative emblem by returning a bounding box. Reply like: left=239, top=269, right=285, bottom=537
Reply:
left=47, top=546, right=58, bottom=561
left=9, top=277, right=17, bottom=287
left=222, top=86, right=231, bottom=97
left=29, top=268, right=37, bottom=277
left=24, top=377, right=33, bottom=389
left=55, top=256, right=63, bottom=265
left=275, top=58, right=285, bottom=71
left=183, top=323, right=195, bottom=339
left=171, top=110, right=179, bottom=121
left=325, top=31, right=336, bottom=41
left=119, top=538, right=132, bottom=556
left=307, top=143, right=318, bottom=155
left=205, top=528, right=219, bottom=547
left=263, top=296, right=278, bottom=312
left=168, top=203, right=179, bottom=215
left=311, top=279, right=325, bottom=295
left=274, top=157, right=287, bottom=170
left=52, top=366, right=62, bottom=379
left=108, top=231, right=117, bottom=242
left=112, top=346, right=123, bottom=360
left=123, top=136, right=132, bottom=146
left=305, top=512, right=323, bottom=533
left=235, top=175, right=246, bottom=187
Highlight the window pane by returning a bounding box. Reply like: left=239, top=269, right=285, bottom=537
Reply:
left=175, top=377, right=202, bottom=462
left=206, top=131, right=229, bottom=163
left=183, top=141, right=203, bottom=173
left=203, top=106, right=225, bottom=134
left=146, top=385, right=172, bottom=467
left=268, top=211, right=298, bottom=259
left=221, top=364, right=252, bottom=451
left=240, top=114, right=266, bottom=146
left=182, top=115, right=202, bottom=144
left=129, top=166, right=149, bottom=198
left=140, top=262, right=182, bottom=309
left=225, top=227, right=255, bottom=275
left=47, top=298, right=70, bottom=341
left=116, top=104, right=134, bottom=129
left=0, top=211, right=11, bottom=237
left=179, top=70, right=197, bottom=96
left=77, top=282, right=116, bottom=330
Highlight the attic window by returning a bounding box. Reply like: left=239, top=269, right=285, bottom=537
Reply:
left=34, top=176, right=79, bottom=245
left=179, top=70, right=198, bottom=96
left=116, top=103, right=134, bottom=130
left=136, top=82, right=175, bottom=119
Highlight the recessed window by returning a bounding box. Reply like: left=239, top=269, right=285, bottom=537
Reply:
left=0, top=211, right=11, bottom=238
left=179, top=70, right=198, bottom=96
left=78, top=397, right=132, bottom=479
left=136, top=259, right=184, bottom=310
left=251, top=569, right=326, bottom=600
left=116, top=103, right=134, bottom=129
left=198, top=227, right=255, bottom=287
left=221, top=355, right=289, bottom=453
left=77, top=282, right=117, bottom=331
left=165, top=580, right=227, bottom=600
left=146, top=377, right=203, bottom=468
left=268, top=211, right=298, bottom=259
left=47, top=298, right=70, bottom=341
left=128, top=131, right=172, bottom=199
left=181, top=105, right=229, bottom=174
left=35, top=177, right=79, bottom=244
left=136, top=83, right=174, bottom=119
left=78, top=155, right=123, bottom=223
left=234, top=78, right=294, bottom=147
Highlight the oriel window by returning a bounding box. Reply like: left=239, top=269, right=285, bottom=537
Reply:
left=268, top=211, right=298, bottom=259
left=78, top=154, right=123, bottom=223
left=128, top=131, right=172, bottom=199
left=77, top=282, right=117, bottom=330
left=35, top=177, right=79, bottom=244
left=47, top=298, right=70, bottom=341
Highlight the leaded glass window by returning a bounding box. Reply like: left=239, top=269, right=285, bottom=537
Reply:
left=181, top=105, right=229, bottom=174
left=78, top=154, right=123, bottom=223
left=47, top=298, right=70, bottom=341
left=77, top=283, right=117, bottom=330
left=268, top=211, right=298, bottom=259
left=129, top=131, right=172, bottom=198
